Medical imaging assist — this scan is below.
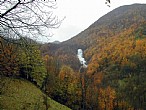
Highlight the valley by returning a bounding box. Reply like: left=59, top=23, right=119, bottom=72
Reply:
left=1, top=3, right=146, bottom=110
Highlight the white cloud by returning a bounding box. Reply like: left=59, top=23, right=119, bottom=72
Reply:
left=47, top=0, right=146, bottom=42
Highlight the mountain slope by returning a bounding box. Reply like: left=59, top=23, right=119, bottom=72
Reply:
left=40, top=4, right=146, bottom=70
left=40, top=4, right=146, bottom=109
left=0, top=77, right=71, bottom=110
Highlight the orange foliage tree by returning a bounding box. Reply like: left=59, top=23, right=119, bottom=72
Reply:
left=0, top=37, right=19, bottom=76
left=98, top=86, right=116, bottom=110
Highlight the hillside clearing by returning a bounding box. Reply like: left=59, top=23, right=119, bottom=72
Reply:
left=0, top=77, right=71, bottom=110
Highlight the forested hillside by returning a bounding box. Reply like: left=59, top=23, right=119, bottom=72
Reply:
left=1, top=3, right=146, bottom=110
left=41, top=4, right=146, bottom=71
left=40, top=4, right=146, bottom=109
left=0, top=37, right=71, bottom=110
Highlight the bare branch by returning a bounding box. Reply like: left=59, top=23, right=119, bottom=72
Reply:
left=0, top=0, right=20, bottom=18
left=0, top=0, right=61, bottom=42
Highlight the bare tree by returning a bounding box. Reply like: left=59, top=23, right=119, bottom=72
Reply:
left=0, top=0, right=61, bottom=41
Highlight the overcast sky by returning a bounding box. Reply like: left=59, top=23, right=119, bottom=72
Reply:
left=45, top=0, right=146, bottom=42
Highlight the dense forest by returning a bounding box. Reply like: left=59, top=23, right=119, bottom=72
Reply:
left=1, top=3, right=146, bottom=110
left=40, top=4, right=146, bottom=110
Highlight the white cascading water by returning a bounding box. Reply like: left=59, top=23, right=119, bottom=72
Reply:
left=77, top=49, right=87, bottom=68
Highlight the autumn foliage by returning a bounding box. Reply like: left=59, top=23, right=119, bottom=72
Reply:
left=0, top=37, right=19, bottom=76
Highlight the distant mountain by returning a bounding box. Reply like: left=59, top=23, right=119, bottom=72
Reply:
left=40, top=4, right=146, bottom=71
left=52, top=40, right=61, bottom=44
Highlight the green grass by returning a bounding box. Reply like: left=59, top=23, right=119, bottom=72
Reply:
left=0, top=77, right=71, bottom=110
